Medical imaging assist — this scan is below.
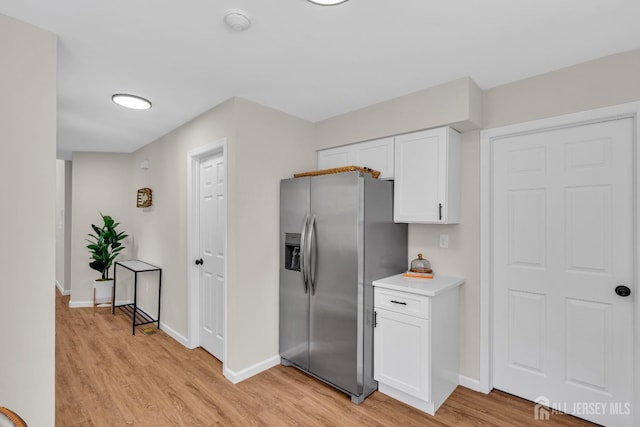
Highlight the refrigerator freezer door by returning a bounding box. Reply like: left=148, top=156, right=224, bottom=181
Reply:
left=280, top=177, right=311, bottom=369
left=309, top=172, right=363, bottom=396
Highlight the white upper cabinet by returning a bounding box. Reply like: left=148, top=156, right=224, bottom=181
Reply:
left=317, top=136, right=394, bottom=180
left=394, top=127, right=461, bottom=224
left=317, top=146, right=351, bottom=170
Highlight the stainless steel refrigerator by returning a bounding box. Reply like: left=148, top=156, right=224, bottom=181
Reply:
left=279, top=171, right=407, bottom=403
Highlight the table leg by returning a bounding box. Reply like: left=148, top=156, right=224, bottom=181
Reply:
left=132, top=272, right=138, bottom=335
left=157, top=270, right=162, bottom=330
left=112, top=264, right=117, bottom=315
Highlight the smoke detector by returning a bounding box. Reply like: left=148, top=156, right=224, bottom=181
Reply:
left=224, top=9, right=251, bottom=32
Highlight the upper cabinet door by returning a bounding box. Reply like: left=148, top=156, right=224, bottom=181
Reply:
left=352, top=137, right=394, bottom=179
left=317, top=146, right=351, bottom=171
left=317, top=137, right=394, bottom=180
left=394, top=127, right=461, bottom=224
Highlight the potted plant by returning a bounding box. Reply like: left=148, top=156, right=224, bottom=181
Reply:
left=86, top=213, right=128, bottom=307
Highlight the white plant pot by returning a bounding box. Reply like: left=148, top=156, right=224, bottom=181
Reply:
left=93, top=279, right=114, bottom=305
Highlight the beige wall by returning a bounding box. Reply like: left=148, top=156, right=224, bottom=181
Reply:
left=129, top=98, right=236, bottom=336
left=70, top=153, right=133, bottom=304
left=315, top=48, right=640, bottom=381
left=227, top=97, right=315, bottom=372
left=315, top=77, right=483, bottom=150
left=483, top=49, right=640, bottom=129
left=0, top=14, right=57, bottom=427
left=129, top=97, right=316, bottom=373
left=55, top=160, right=72, bottom=292
left=65, top=161, right=73, bottom=290
left=73, top=97, right=315, bottom=375
left=56, top=160, right=66, bottom=288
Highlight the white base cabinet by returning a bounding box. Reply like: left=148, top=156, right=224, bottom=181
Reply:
left=373, top=276, right=462, bottom=415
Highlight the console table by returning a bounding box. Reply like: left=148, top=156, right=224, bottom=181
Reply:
left=112, top=260, right=162, bottom=335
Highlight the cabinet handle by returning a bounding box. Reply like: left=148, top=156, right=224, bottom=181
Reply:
left=390, top=300, right=407, bottom=305
left=439, top=203, right=443, bottom=221
left=374, top=311, right=378, bottom=328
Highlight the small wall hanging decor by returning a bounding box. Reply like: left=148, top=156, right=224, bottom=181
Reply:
left=137, top=188, right=152, bottom=208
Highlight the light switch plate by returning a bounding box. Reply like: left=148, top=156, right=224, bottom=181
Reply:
left=439, top=234, right=449, bottom=249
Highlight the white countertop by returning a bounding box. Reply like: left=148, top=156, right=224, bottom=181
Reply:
left=373, top=273, right=464, bottom=297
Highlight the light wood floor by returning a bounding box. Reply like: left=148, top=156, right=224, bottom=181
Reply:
left=55, top=290, right=596, bottom=426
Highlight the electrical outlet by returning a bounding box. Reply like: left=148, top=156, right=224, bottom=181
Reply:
left=439, top=234, right=449, bottom=249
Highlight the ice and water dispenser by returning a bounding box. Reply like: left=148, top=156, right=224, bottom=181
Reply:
left=284, top=233, right=301, bottom=272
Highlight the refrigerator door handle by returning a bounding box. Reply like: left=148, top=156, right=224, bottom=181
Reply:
left=308, top=214, right=317, bottom=295
left=300, top=214, right=309, bottom=293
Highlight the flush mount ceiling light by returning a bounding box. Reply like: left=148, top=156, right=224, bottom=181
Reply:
left=307, top=0, right=349, bottom=5
left=112, top=93, right=152, bottom=110
left=224, top=9, right=251, bottom=32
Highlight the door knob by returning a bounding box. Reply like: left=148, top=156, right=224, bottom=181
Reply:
left=195, top=258, right=203, bottom=266
left=615, top=285, right=631, bottom=297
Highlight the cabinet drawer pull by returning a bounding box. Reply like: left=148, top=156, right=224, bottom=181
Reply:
left=390, top=300, right=407, bottom=305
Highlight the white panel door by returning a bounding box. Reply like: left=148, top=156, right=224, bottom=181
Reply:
left=492, top=118, right=634, bottom=426
left=199, top=153, right=225, bottom=361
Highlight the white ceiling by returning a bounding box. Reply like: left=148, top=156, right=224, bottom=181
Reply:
left=1, top=0, right=639, bottom=160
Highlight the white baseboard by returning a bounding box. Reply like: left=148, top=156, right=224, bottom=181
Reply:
left=458, top=374, right=484, bottom=393
left=185, top=339, right=199, bottom=350
left=68, top=299, right=133, bottom=308
left=55, top=280, right=70, bottom=296
left=159, top=321, right=189, bottom=347
left=69, top=300, right=92, bottom=308
left=65, top=301, right=190, bottom=348
left=223, top=355, right=280, bottom=384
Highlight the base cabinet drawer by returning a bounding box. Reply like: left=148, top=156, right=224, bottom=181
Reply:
left=374, top=287, right=429, bottom=318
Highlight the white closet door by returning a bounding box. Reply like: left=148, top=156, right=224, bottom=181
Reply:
left=199, top=152, right=226, bottom=361
left=492, top=118, right=634, bottom=426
